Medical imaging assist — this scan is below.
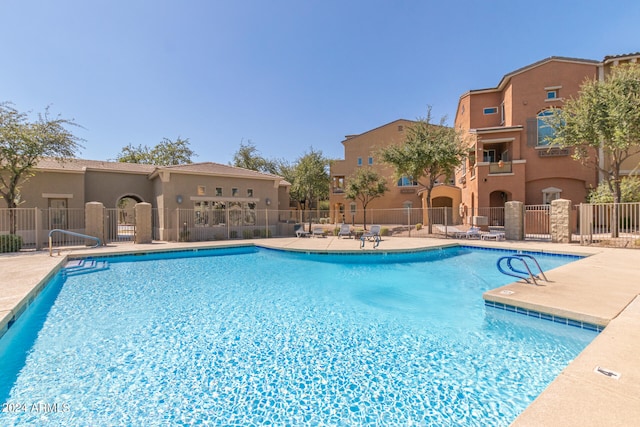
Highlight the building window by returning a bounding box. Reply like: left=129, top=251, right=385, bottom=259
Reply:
left=546, top=90, right=557, bottom=100
left=537, top=110, right=556, bottom=146
left=197, top=185, right=206, bottom=196
left=500, top=102, right=505, bottom=125
left=232, top=187, right=239, bottom=197
left=368, top=156, right=373, bottom=165
left=357, top=157, right=362, bottom=166
left=247, top=189, right=253, bottom=197
left=397, top=176, right=417, bottom=187
left=215, top=187, right=222, bottom=197
left=483, top=107, right=498, bottom=115
left=350, top=203, right=356, bottom=214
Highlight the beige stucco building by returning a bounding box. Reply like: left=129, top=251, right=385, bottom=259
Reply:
left=3, top=158, right=289, bottom=242
left=329, top=119, right=462, bottom=226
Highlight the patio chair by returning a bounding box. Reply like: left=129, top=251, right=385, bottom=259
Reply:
left=312, top=226, right=326, bottom=237
left=361, top=225, right=381, bottom=241
left=465, top=227, right=482, bottom=239
left=294, top=224, right=310, bottom=238
left=481, top=231, right=505, bottom=241
left=337, top=224, right=352, bottom=239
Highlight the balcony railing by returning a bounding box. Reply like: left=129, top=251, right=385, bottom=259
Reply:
left=488, top=161, right=512, bottom=174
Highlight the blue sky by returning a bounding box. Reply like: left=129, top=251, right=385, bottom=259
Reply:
left=2, top=0, right=639, bottom=165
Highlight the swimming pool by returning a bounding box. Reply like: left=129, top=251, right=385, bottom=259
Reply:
left=0, top=246, right=596, bottom=426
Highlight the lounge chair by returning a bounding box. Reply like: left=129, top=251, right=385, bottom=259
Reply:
left=481, top=231, right=505, bottom=241
left=337, top=224, right=352, bottom=239
left=311, top=226, right=325, bottom=237
left=454, top=227, right=481, bottom=239
left=361, top=225, right=381, bottom=241
left=294, top=224, right=310, bottom=238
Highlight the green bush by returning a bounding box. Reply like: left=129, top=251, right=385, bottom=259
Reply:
left=243, top=230, right=254, bottom=239
left=380, top=227, right=389, bottom=236
left=253, top=229, right=262, bottom=238
left=0, top=234, right=23, bottom=253
left=415, top=223, right=423, bottom=231
left=260, top=229, right=272, bottom=238
left=230, top=230, right=238, bottom=239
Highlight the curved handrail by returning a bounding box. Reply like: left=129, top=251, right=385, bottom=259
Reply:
left=48, top=229, right=101, bottom=256
left=496, top=255, right=547, bottom=285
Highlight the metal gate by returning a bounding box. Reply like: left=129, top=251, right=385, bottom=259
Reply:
left=524, top=205, right=551, bottom=241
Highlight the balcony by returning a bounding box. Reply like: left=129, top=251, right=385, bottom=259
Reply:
left=488, top=161, right=512, bottom=174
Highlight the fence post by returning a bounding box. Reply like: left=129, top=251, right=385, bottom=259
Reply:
left=35, top=208, right=42, bottom=250
left=134, top=202, right=152, bottom=244
left=505, top=201, right=524, bottom=241
left=550, top=199, right=571, bottom=243
left=85, top=202, right=105, bottom=246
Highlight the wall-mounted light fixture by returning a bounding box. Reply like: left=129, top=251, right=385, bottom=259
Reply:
left=265, top=198, right=271, bottom=206
left=176, top=195, right=183, bottom=204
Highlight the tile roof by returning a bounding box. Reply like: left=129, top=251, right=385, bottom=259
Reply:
left=34, top=158, right=286, bottom=183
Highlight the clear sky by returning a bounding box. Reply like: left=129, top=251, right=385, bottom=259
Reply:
left=2, top=0, right=639, bottom=165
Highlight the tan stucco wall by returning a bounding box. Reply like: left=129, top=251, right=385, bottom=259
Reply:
left=84, top=171, right=155, bottom=208
left=3, top=170, right=86, bottom=209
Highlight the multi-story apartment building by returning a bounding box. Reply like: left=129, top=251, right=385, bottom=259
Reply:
left=329, top=119, right=462, bottom=225
left=454, top=56, right=601, bottom=218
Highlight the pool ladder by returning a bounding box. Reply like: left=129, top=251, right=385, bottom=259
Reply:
left=496, top=254, right=549, bottom=285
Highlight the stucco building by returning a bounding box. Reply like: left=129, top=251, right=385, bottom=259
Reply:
left=453, top=56, right=601, bottom=220
left=3, top=158, right=289, bottom=242
left=329, top=119, right=462, bottom=227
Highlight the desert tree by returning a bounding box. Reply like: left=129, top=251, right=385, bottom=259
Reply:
left=290, top=148, right=330, bottom=231
left=343, top=166, right=388, bottom=229
left=379, top=108, right=467, bottom=234
left=116, top=137, right=196, bottom=165
left=0, top=102, right=83, bottom=233
left=544, top=63, right=640, bottom=236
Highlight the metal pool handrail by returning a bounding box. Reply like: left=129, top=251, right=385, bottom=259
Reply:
left=48, top=229, right=101, bottom=256
left=496, top=254, right=549, bottom=285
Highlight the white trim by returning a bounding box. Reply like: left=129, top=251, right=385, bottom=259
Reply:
left=545, top=97, right=563, bottom=102
left=470, top=126, right=523, bottom=134
left=190, top=196, right=260, bottom=203
left=544, top=85, right=562, bottom=90
left=42, top=193, right=73, bottom=199
left=480, top=137, right=515, bottom=143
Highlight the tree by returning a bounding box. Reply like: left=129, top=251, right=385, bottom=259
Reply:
left=588, top=176, right=640, bottom=203
left=290, top=148, right=330, bottom=231
left=378, top=108, right=467, bottom=234
left=116, top=137, right=196, bottom=165
left=231, top=140, right=278, bottom=173
left=544, top=63, right=640, bottom=236
left=343, top=167, right=388, bottom=229
left=0, top=102, right=83, bottom=233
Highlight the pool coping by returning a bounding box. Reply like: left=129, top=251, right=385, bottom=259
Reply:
left=1, top=237, right=639, bottom=425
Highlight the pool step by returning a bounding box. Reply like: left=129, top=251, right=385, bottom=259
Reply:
left=63, top=259, right=109, bottom=277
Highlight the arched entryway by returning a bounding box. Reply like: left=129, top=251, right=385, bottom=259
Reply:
left=113, top=194, right=144, bottom=241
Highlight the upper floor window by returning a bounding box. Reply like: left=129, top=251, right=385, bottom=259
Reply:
left=357, top=157, right=363, bottom=166
left=215, top=187, right=222, bottom=197
left=368, top=156, right=373, bottom=165
left=500, top=102, right=505, bottom=124
left=197, top=185, right=206, bottom=196
left=397, top=176, right=417, bottom=187
left=232, top=187, right=239, bottom=197
left=546, top=90, right=557, bottom=100
left=544, top=85, right=561, bottom=102
left=483, top=107, right=498, bottom=115
left=537, top=110, right=556, bottom=146
left=247, top=189, right=253, bottom=197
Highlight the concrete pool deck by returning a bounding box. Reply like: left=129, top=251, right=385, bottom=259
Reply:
left=1, top=236, right=639, bottom=426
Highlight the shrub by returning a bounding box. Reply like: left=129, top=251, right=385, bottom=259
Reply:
left=415, top=223, right=423, bottom=231
left=243, top=230, right=254, bottom=239
left=380, top=227, right=389, bottom=236
left=333, top=227, right=339, bottom=236
left=179, top=231, right=190, bottom=242
left=260, top=229, right=272, bottom=238
left=230, top=230, right=238, bottom=239
left=253, top=229, right=262, bottom=238
left=0, top=234, right=23, bottom=253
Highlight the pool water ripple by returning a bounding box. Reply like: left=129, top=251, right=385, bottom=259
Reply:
left=0, top=247, right=595, bottom=426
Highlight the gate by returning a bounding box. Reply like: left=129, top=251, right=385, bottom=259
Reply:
left=524, top=205, right=551, bottom=241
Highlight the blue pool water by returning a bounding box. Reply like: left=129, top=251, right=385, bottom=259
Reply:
left=0, top=246, right=596, bottom=426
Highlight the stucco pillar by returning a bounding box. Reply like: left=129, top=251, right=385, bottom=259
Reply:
left=504, top=201, right=524, bottom=241
left=135, top=202, right=153, bottom=244
left=85, top=202, right=105, bottom=246
left=551, top=199, right=571, bottom=243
